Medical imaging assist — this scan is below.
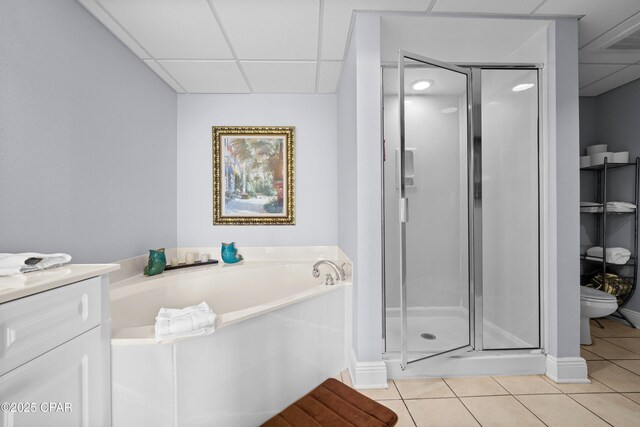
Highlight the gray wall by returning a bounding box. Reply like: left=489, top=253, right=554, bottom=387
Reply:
left=0, top=0, right=177, bottom=263
left=176, top=94, right=338, bottom=247
left=579, top=78, right=640, bottom=311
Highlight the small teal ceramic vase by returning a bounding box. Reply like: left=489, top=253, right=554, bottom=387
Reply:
left=221, top=242, right=243, bottom=264
left=143, top=248, right=166, bottom=276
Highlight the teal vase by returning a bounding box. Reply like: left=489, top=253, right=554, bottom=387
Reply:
left=143, top=248, right=166, bottom=276
left=221, top=242, right=243, bottom=264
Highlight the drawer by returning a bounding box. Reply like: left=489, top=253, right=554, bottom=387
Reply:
left=0, top=277, right=101, bottom=376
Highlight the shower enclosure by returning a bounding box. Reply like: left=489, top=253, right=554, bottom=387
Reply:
left=383, top=51, right=541, bottom=370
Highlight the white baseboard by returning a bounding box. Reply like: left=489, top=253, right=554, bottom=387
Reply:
left=348, top=348, right=388, bottom=389
left=545, top=355, right=589, bottom=384
left=607, top=308, right=640, bottom=329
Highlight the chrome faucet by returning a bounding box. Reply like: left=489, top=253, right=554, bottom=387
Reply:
left=312, top=260, right=346, bottom=284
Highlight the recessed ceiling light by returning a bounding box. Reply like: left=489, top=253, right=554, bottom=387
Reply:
left=411, top=80, right=431, bottom=90
left=512, top=83, right=534, bottom=92
left=442, top=107, right=458, bottom=114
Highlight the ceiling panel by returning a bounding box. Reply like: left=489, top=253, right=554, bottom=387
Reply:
left=98, top=0, right=233, bottom=59
left=144, top=60, right=186, bottom=92
left=579, top=64, right=640, bottom=96
left=241, top=62, right=317, bottom=93
left=317, top=61, right=342, bottom=93
left=77, top=0, right=149, bottom=59
left=579, top=48, right=640, bottom=65
left=212, top=0, right=319, bottom=60
left=432, top=0, right=543, bottom=14
left=536, top=0, right=640, bottom=48
left=579, top=64, right=627, bottom=88
left=381, top=16, right=549, bottom=63
left=579, top=12, right=640, bottom=65
left=158, top=61, right=250, bottom=93
left=320, top=1, right=430, bottom=60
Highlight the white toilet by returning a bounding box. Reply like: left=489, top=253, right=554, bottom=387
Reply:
left=580, top=286, right=618, bottom=345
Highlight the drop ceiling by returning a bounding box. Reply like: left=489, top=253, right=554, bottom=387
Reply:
left=78, top=0, right=640, bottom=97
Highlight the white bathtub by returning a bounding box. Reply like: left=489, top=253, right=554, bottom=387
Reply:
left=110, top=251, right=351, bottom=427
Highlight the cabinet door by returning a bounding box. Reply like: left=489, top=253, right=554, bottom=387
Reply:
left=0, top=327, right=103, bottom=427
left=0, top=277, right=101, bottom=377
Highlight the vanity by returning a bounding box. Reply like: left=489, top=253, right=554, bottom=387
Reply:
left=0, top=264, right=118, bottom=427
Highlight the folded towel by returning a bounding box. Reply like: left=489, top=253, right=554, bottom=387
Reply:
left=155, top=302, right=217, bottom=343
left=607, top=201, right=636, bottom=212
left=586, top=246, right=631, bottom=264
left=580, top=207, right=601, bottom=213
left=580, top=201, right=636, bottom=213
left=0, top=253, right=72, bottom=276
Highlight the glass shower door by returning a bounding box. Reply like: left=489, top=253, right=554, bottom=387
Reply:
left=398, top=51, right=474, bottom=368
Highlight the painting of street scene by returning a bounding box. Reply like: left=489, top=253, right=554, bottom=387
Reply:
left=222, top=135, right=286, bottom=216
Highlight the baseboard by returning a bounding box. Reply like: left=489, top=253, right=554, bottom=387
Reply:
left=348, top=348, right=388, bottom=389
left=607, top=308, right=640, bottom=329
left=545, top=355, right=589, bottom=384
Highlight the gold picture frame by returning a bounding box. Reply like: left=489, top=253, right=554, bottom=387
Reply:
left=212, top=126, right=295, bottom=225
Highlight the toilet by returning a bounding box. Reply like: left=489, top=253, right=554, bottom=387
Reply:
left=580, top=286, right=618, bottom=345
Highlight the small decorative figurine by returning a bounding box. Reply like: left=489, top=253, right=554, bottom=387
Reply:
left=143, top=248, right=166, bottom=276
left=221, top=242, right=243, bottom=264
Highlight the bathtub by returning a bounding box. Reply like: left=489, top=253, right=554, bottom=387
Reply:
left=110, top=249, right=351, bottom=427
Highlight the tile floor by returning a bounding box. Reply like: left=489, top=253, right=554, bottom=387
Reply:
left=334, top=318, right=640, bottom=426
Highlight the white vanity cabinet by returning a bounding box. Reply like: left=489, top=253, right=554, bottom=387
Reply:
left=0, top=266, right=117, bottom=427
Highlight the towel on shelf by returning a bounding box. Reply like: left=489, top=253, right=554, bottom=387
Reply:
left=579, top=201, right=636, bottom=213
left=155, top=302, right=217, bottom=343
left=0, top=253, right=72, bottom=276
left=585, top=246, right=631, bottom=264
left=607, top=201, right=636, bottom=212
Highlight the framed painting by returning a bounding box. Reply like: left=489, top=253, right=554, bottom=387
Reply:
left=212, top=126, right=295, bottom=225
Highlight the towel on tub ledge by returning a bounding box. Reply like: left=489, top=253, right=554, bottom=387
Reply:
left=154, top=302, right=217, bottom=343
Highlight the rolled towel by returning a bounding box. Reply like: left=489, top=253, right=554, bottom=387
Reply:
left=155, top=302, right=217, bottom=343
left=0, top=253, right=72, bottom=276
left=586, top=246, right=631, bottom=264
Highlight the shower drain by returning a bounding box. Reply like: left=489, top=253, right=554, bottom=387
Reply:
left=420, top=333, right=436, bottom=340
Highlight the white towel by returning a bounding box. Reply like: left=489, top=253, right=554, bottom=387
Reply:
left=0, top=253, right=72, bottom=276
left=579, top=202, right=636, bottom=213
left=607, top=201, right=636, bottom=212
left=586, top=246, right=631, bottom=264
left=155, top=302, right=217, bottom=343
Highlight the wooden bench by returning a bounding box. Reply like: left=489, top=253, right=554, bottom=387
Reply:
left=262, top=378, right=398, bottom=427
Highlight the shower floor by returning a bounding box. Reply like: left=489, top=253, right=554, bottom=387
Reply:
left=385, top=307, right=530, bottom=357
left=385, top=308, right=469, bottom=356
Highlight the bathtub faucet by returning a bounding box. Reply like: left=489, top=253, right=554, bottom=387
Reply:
left=312, top=260, right=346, bottom=284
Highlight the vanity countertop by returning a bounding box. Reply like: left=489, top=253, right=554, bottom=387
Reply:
left=0, top=264, right=119, bottom=304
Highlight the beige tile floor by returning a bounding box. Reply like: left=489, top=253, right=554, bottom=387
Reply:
left=335, top=319, right=640, bottom=426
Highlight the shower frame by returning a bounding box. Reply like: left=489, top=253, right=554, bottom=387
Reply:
left=380, top=54, right=544, bottom=370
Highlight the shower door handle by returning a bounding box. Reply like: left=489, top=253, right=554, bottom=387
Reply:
left=400, top=198, right=409, bottom=223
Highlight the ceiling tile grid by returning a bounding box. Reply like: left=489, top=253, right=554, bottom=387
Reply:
left=241, top=61, right=318, bottom=93
left=432, top=0, right=543, bottom=14
left=211, top=0, right=320, bottom=60
left=98, top=0, right=233, bottom=59
left=579, top=63, right=628, bottom=88
left=77, top=0, right=640, bottom=96
left=158, top=60, right=251, bottom=93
